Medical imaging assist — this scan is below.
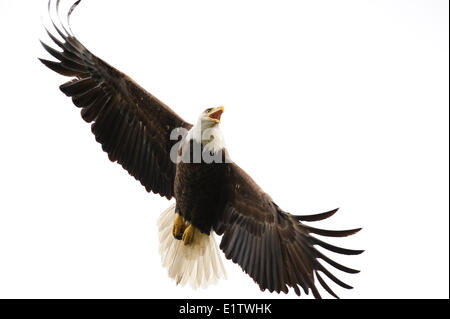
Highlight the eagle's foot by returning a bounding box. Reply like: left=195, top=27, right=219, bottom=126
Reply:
left=182, top=224, right=195, bottom=245
left=172, top=214, right=185, bottom=240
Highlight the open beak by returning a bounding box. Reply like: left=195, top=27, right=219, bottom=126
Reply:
left=208, top=106, right=225, bottom=123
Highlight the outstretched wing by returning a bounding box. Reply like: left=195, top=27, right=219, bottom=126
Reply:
left=39, top=0, right=191, bottom=199
left=214, top=163, right=363, bottom=298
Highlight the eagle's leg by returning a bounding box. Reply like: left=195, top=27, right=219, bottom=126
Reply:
left=172, top=213, right=185, bottom=240
left=182, top=223, right=196, bottom=245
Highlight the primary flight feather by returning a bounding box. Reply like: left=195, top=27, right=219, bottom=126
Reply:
left=40, top=0, right=363, bottom=298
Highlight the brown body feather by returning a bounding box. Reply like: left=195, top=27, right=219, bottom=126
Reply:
left=174, top=140, right=228, bottom=234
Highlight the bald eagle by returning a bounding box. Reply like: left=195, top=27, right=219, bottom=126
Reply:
left=39, top=0, right=363, bottom=298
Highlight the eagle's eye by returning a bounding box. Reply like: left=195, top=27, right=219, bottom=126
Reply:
left=205, top=108, right=213, bottom=113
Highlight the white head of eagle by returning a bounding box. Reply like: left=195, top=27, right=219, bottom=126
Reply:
left=189, top=106, right=226, bottom=155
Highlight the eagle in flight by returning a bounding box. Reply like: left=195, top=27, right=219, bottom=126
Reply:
left=40, top=0, right=363, bottom=298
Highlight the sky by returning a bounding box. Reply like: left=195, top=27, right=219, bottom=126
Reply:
left=0, top=0, right=448, bottom=298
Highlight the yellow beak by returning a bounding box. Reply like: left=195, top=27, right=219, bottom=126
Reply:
left=208, top=106, right=225, bottom=123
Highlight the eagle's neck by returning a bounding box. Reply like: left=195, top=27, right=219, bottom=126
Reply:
left=187, top=120, right=225, bottom=154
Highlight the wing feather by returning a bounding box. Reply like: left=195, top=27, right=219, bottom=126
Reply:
left=216, top=162, right=363, bottom=298
left=40, top=0, right=191, bottom=199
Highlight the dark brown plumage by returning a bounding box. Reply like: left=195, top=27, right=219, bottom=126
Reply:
left=40, top=0, right=363, bottom=298
left=212, top=162, right=362, bottom=298
left=175, top=140, right=229, bottom=235
left=40, top=0, right=191, bottom=199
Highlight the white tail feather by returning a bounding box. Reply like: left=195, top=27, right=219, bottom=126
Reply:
left=157, top=203, right=227, bottom=289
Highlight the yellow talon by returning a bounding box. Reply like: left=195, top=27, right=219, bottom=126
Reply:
left=182, top=224, right=195, bottom=245
left=172, top=214, right=185, bottom=240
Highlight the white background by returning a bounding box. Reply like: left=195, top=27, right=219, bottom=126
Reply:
left=0, top=0, right=448, bottom=299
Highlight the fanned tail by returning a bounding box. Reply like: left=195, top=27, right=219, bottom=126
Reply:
left=157, top=203, right=227, bottom=289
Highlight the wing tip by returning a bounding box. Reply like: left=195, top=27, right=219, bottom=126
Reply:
left=295, top=207, right=340, bottom=222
